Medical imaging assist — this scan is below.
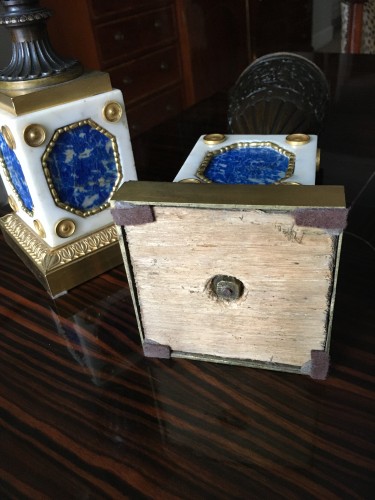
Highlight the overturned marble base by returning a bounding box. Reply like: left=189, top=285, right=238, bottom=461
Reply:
left=112, top=181, right=347, bottom=379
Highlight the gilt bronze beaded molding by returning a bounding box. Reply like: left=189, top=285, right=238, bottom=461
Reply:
left=196, top=141, right=296, bottom=184
left=42, top=119, right=123, bottom=218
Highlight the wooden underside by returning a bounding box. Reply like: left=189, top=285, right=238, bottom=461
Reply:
left=124, top=206, right=337, bottom=367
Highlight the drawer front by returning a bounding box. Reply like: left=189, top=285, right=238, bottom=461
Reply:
left=90, top=0, right=172, bottom=19
left=110, top=47, right=181, bottom=106
left=126, top=87, right=183, bottom=136
left=96, top=6, right=177, bottom=65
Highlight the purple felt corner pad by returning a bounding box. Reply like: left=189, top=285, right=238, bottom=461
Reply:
left=143, top=339, right=171, bottom=359
left=301, top=350, right=330, bottom=380
left=293, top=208, right=348, bottom=231
left=310, top=350, right=330, bottom=380
left=111, top=203, right=155, bottom=227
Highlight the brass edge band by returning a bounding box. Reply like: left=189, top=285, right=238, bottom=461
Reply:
left=0, top=64, right=83, bottom=91
left=0, top=71, right=112, bottom=115
left=111, top=182, right=346, bottom=210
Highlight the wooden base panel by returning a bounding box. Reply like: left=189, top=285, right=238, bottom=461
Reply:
left=112, top=182, right=346, bottom=378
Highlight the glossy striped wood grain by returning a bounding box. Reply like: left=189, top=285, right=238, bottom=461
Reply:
left=1, top=207, right=374, bottom=498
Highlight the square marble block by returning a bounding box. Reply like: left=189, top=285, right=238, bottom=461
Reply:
left=174, top=134, right=317, bottom=185
left=0, top=88, right=137, bottom=247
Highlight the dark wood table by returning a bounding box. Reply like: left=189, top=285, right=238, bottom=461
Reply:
left=1, top=53, right=374, bottom=498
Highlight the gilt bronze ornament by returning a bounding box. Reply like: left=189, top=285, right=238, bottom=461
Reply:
left=0, top=0, right=137, bottom=296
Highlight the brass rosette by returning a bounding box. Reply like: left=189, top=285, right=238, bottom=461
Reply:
left=1, top=125, right=16, bottom=150
left=103, top=101, right=123, bottom=123
left=24, top=124, right=47, bottom=147
left=33, top=219, right=46, bottom=238
left=55, top=219, right=76, bottom=238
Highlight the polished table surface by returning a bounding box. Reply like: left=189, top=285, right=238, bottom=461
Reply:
left=1, top=53, right=374, bottom=498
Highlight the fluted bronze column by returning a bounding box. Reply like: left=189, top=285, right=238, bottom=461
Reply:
left=0, top=0, right=82, bottom=88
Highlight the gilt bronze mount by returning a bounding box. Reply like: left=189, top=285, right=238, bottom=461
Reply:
left=0, top=0, right=137, bottom=296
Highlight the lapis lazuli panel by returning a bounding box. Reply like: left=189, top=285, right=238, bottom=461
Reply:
left=45, top=123, right=119, bottom=212
left=0, top=132, right=34, bottom=213
left=203, top=146, right=291, bottom=184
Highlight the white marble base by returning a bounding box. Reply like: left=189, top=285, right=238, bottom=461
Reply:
left=174, top=134, right=317, bottom=185
left=0, top=88, right=137, bottom=247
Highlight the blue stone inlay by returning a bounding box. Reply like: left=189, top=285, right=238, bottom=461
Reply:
left=203, top=146, right=291, bottom=184
left=0, top=132, right=34, bottom=213
left=45, top=123, right=119, bottom=212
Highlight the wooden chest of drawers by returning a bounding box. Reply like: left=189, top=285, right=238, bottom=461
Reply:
left=42, top=0, right=184, bottom=136
left=41, top=1, right=311, bottom=136
left=94, top=5, right=177, bottom=66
